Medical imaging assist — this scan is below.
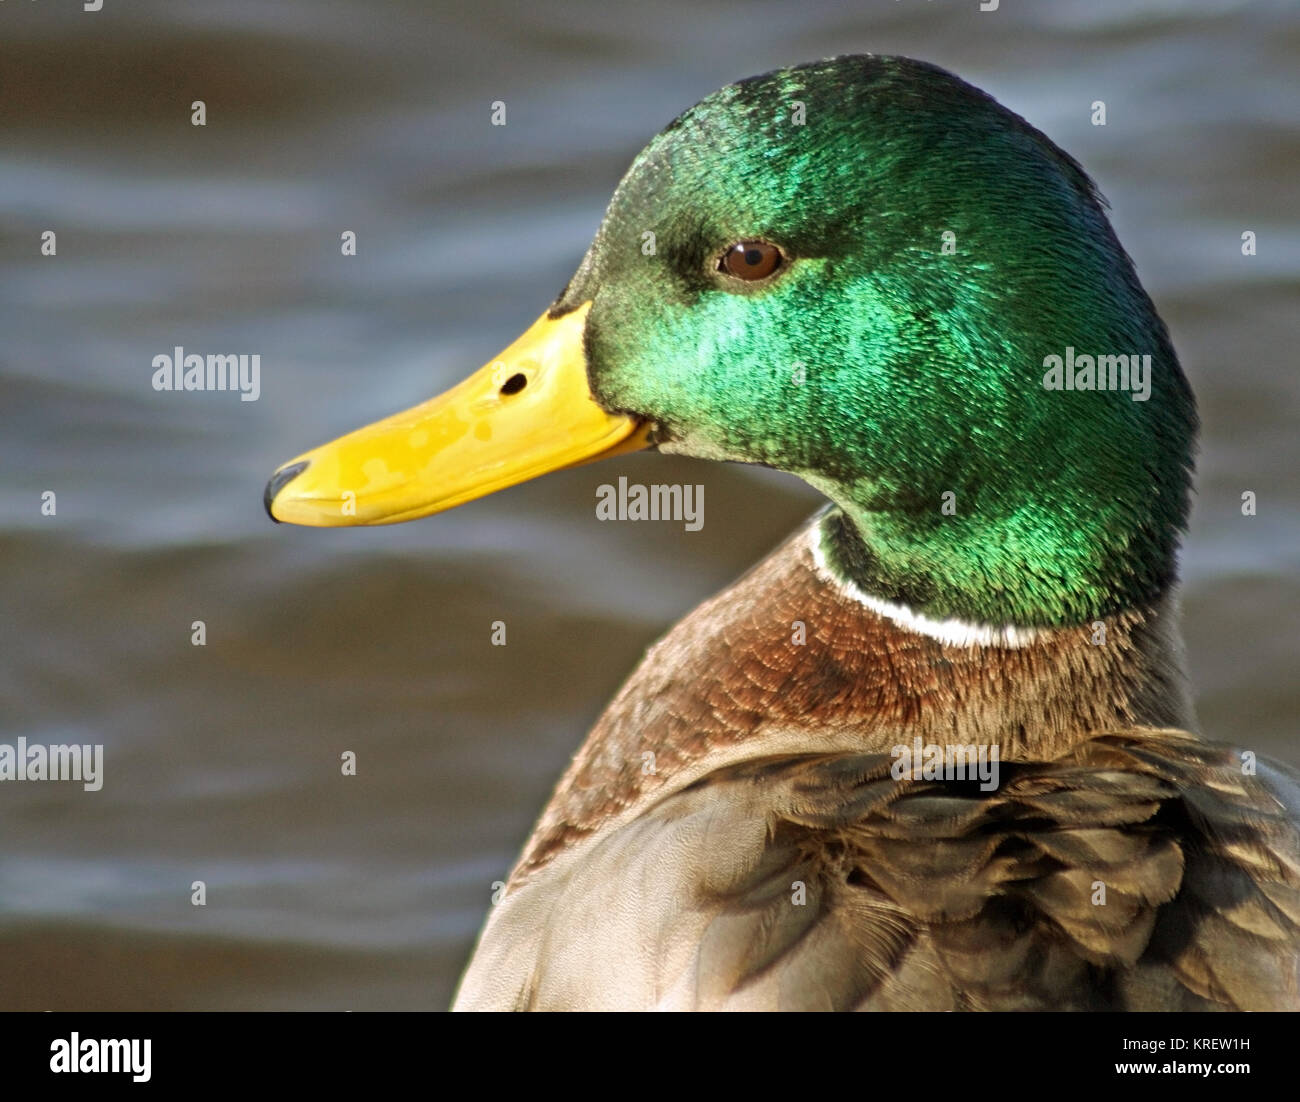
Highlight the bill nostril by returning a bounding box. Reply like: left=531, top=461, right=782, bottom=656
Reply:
left=263, top=460, right=311, bottom=523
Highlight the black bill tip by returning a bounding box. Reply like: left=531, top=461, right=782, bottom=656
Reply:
left=264, top=460, right=310, bottom=523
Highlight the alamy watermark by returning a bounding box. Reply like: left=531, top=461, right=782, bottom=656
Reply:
left=152, top=347, right=260, bottom=401
left=0, top=738, right=103, bottom=791
left=50, top=1033, right=150, bottom=1083
left=890, top=738, right=1000, bottom=791
left=596, top=477, right=703, bottom=531
left=1042, top=347, right=1151, bottom=402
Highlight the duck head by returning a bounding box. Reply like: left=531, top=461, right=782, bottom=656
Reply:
left=266, top=55, right=1196, bottom=630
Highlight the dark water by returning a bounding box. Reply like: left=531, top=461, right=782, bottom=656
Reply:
left=1, top=0, right=1297, bottom=1009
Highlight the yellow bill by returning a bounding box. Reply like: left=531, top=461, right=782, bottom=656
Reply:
left=265, top=302, right=650, bottom=526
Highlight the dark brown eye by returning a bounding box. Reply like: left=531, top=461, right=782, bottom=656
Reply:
left=719, top=240, right=783, bottom=281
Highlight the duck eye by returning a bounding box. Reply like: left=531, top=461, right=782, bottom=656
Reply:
left=719, top=240, right=783, bottom=281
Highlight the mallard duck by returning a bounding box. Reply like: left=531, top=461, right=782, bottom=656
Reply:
left=265, top=55, right=1300, bottom=1011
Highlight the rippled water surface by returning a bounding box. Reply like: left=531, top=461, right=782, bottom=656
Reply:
left=2, top=0, right=1297, bottom=1008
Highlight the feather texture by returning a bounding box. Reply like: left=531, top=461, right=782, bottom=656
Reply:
left=453, top=522, right=1300, bottom=1010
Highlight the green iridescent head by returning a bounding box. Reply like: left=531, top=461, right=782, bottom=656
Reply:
left=556, top=54, right=1197, bottom=628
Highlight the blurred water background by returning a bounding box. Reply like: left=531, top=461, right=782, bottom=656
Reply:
left=1, top=0, right=1297, bottom=1009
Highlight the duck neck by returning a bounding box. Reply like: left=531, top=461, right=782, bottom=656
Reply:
left=816, top=495, right=1177, bottom=632
left=512, top=515, right=1196, bottom=883
left=811, top=506, right=1197, bottom=741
